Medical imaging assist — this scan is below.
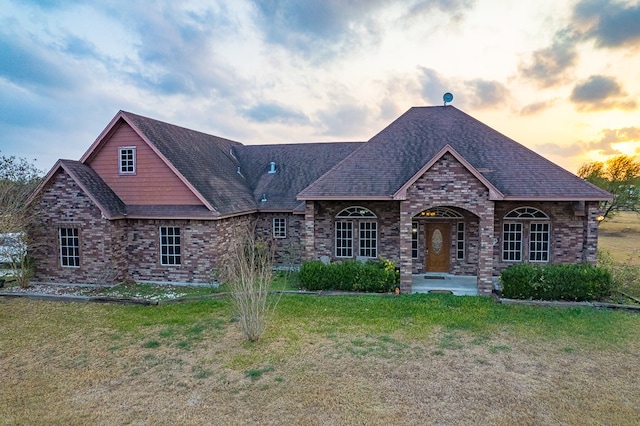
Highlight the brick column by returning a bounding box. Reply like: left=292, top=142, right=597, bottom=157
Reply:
left=399, top=200, right=413, bottom=293
left=303, top=201, right=315, bottom=261
left=477, top=204, right=495, bottom=295
left=583, top=201, right=600, bottom=264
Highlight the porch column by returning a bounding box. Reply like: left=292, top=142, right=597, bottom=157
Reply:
left=582, top=201, right=600, bottom=264
left=303, top=201, right=315, bottom=261
left=399, top=200, right=413, bottom=293
left=477, top=205, right=495, bottom=295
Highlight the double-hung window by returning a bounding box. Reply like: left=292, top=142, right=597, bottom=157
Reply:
left=502, top=223, right=523, bottom=261
left=335, top=206, right=377, bottom=258
left=335, top=221, right=353, bottom=257
left=273, top=218, right=286, bottom=239
left=160, top=226, right=181, bottom=265
left=119, top=147, right=136, bottom=174
left=358, top=222, right=377, bottom=258
left=502, top=207, right=550, bottom=262
left=59, top=228, right=80, bottom=267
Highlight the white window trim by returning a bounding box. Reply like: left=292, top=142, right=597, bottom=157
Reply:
left=411, top=222, right=419, bottom=259
left=456, top=222, right=465, bottom=260
left=59, top=227, right=80, bottom=268
left=358, top=221, right=378, bottom=258
left=528, top=221, right=550, bottom=263
left=159, top=226, right=181, bottom=266
left=502, top=222, right=523, bottom=262
left=119, top=146, right=136, bottom=175
left=335, top=221, right=353, bottom=258
left=273, top=218, right=287, bottom=239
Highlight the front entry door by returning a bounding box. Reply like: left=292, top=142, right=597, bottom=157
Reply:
left=425, top=223, right=450, bottom=272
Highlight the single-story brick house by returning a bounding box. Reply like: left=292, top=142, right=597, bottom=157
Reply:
left=27, top=105, right=611, bottom=294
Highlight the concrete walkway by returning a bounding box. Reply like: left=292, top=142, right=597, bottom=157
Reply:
left=411, top=273, right=478, bottom=296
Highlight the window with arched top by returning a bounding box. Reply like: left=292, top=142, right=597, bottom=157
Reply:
left=415, top=207, right=463, bottom=218
left=336, top=206, right=377, bottom=218
left=335, top=206, right=377, bottom=258
left=502, top=207, right=550, bottom=263
left=505, top=207, right=549, bottom=219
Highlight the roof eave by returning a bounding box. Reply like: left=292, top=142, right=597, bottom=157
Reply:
left=502, top=195, right=613, bottom=202
left=297, top=195, right=396, bottom=201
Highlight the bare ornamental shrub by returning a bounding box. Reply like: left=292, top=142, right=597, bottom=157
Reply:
left=224, top=227, right=279, bottom=342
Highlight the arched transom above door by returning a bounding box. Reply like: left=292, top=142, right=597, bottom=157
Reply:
left=415, top=207, right=463, bottom=218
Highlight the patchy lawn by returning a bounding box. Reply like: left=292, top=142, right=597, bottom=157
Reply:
left=599, top=211, right=640, bottom=265
left=1, top=295, right=639, bottom=425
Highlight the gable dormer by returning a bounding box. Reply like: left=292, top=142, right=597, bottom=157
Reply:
left=82, top=118, right=203, bottom=206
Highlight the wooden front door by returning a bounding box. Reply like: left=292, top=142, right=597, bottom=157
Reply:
left=425, top=223, right=450, bottom=272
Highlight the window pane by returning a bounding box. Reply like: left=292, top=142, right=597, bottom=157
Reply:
left=529, top=222, right=550, bottom=262
left=502, top=223, right=522, bottom=261
left=159, top=227, right=181, bottom=265
left=59, top=228, right=80, bottom=268
left=335, top=221, right=353, bottom=257
left=359, top=222, right=377, bottom=258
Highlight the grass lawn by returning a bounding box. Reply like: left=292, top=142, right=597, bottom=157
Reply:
left=1, top=295, right=639, bottom=425
left=599, top=211, right=640, bottom=264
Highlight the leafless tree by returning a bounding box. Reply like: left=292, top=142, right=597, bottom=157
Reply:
left=222, top=224, right=278, bottom=342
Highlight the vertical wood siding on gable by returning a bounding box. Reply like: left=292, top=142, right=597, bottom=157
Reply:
left=87, top=123, right=203, bottom=205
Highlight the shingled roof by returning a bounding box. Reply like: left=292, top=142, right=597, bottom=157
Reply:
left=234, top=142, right=363, bottom=211
left=298, top=106, right=611, bottom=201
left=121, top=112, right=257, bottom=216
left=34, top=160, right=127, bottom=219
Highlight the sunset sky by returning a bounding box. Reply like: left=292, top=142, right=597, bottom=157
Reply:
left=1, top=0, right=639, bottom=175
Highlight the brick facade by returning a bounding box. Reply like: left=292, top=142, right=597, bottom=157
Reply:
left=29, top=159, right=602, bottom=294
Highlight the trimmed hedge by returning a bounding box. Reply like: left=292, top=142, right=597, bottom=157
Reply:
left=500, top=263, right=612, bottom=301
left=298, top=258, right=398, bottom=293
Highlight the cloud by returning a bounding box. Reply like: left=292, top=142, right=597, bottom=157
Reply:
left=249, top=0, right=388, bottom=61
left=518, top=29, right=579, bottom=87
left=574, top=0, right=640, bottom=48
left=570, top=75, right=637, bottom=111
left=317, top=102, right=373, bottom=138
left=535, top=142, right=585, bottom=157
left=417, top=67, right=451, bottom=105
left=519, top=99, right=557, bottom=115
left=465, top=79, right=509, bottom=109
left=101, top=3, right=251, bottom=99
left=0, top=31, right=81, bottom=93
left=539, top=126, right=640, bottom=159
left=242, top=102, right=311, bottom=125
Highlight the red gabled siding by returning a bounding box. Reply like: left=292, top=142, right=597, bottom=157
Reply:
left=87, top=122, right=202, bottom=205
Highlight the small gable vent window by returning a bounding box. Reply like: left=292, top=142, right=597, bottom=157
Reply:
left=119, top=147, right=136, bottom=174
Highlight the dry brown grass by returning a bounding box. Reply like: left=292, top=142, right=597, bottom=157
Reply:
left=599, top=211, right=640, bottom=264
left=1, top=298, right=639, bottom=425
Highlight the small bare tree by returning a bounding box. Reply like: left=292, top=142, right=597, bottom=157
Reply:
left=0, top=152, right=43, bottom=288
left=223, top=225, right=278, bottom=342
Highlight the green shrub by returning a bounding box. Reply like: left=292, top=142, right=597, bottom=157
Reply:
left=298, top=258, right=397, bottom=293
left=597, top=249, right=640, bottom=298
left=500, top=263, right=612, bottom=301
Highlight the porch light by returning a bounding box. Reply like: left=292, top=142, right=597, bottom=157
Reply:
left=597, top=215, right=605, bottom=222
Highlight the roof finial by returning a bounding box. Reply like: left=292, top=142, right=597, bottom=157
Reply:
left=443, top=92, right=453, bottom=106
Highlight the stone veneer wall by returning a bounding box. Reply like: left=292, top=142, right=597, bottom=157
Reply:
left=492, top=201, right=596, bottom=272
left=401, top=153, right=495, bottom=294
left=306, top=201, right=401, bottom=264
left=254, top=212, right=304, bottom=267
left=29, top=170, right=125, bottom=284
